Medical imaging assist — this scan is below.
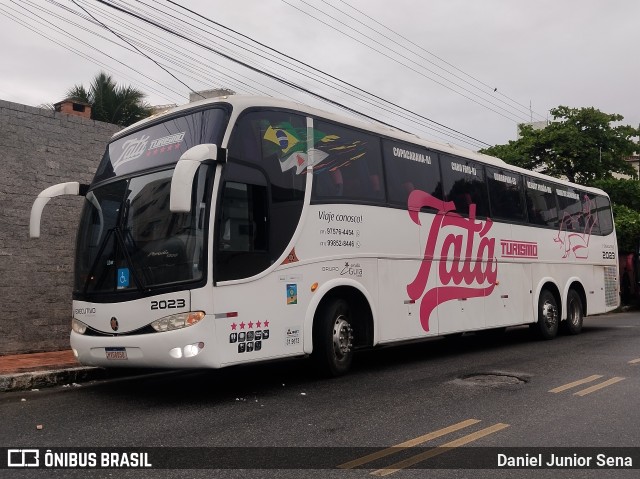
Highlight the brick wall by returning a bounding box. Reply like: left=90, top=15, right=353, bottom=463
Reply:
left=0, top=100, right=120, bottom=355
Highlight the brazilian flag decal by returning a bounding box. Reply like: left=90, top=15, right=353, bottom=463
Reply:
left=262, top=122, right=347, bottom=174
left=264, top=125, right=302, bottom=155
left=263, top=123, right=308, bottom=173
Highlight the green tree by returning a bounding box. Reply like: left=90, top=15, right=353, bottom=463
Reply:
left=610, top=204, right=640, bottom=254
left=66, top=72, right=153, bottom=127
left=591, top=178, right=640, bottom=211
left=481, top=106, right=639, bottom=184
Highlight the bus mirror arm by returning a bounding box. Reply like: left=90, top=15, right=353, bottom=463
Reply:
left=29, top=181, right=89, bottom=238
left=170, top=144, right=224, bottom=213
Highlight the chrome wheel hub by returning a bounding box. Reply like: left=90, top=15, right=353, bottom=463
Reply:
left=332, top=315, right=353, bottom=359
left=542, top=301, right=558, bottom=329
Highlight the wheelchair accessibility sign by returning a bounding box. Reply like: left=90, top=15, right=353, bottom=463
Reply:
left=117, top=268, right=130, bottom=289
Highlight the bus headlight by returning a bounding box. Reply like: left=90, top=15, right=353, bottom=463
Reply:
left=151, top=311, right=205, bottom=332
left=72, top=318, right=88, bottom=335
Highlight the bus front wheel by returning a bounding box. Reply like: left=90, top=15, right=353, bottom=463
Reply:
left=312, top=298, right=354, bottom=377
left=531, top=289, right=559, bottom=340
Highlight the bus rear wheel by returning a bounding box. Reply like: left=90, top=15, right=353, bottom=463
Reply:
left=531, top=289, right=559, bottom=340
left=561, top=289, right=583, bottom=335
left=312, top=298, right=354, bottom=377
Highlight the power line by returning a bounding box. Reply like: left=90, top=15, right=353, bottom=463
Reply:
left=70, top=0, right=281, bottom=99
left=138, top=0, right=479, bottom=146
left=332, top=0, right=547, bottom=122
left=0, top=0, right=180, bottom=103
left=78, top=0, right=343, bottom=109
left=93, top=0, right=490, bottom=147
left=70, top=0, right=206, bottom=100
left=14, top=0, right=376, bottom=129
left=5, top=0, right=492, bottom=147
left=158, top=0, right=489, bottom=146
left=81, top=0, right=346, bottom=105
left=283, top=0, right=528, bottom=124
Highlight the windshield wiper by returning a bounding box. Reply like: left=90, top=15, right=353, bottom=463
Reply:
left=83, top=226, right=147, bottom=293
left=83, top=227, right=114, bottom=294
left=113, top=226, right=147, bottom=290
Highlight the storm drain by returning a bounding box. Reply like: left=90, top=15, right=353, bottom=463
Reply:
left=454, top=372, right=528, bottom=387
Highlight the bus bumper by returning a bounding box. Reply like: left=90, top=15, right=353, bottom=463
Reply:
left=70, top=315, right=222, bottom=369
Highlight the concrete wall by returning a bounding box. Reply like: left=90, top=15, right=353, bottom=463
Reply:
left=0, top=100, right=120, bottom=355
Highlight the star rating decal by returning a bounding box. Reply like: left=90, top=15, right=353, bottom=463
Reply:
left=228, top=317, right=271, bottom=352
left=230, top=319, right=270, bottom=331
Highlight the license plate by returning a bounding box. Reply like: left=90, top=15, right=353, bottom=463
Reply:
left=105, top=347, right=128, bottom=360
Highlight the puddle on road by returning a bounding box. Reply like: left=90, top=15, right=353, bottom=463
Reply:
left=453, top=372, right=530, bottom=388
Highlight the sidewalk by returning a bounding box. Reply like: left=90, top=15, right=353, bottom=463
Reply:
left=0, top=350, right=107, bottom=392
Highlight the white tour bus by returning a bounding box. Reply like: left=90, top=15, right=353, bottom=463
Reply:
left=30, top=96, right=619, bottom=375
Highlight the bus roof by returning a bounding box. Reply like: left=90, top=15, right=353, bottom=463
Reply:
left=114, top=95, right=609, bottom=198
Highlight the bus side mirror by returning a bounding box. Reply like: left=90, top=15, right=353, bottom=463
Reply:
left=170, top=144, right=223, bottom=213
left=30, top=182, right=88, bottom=238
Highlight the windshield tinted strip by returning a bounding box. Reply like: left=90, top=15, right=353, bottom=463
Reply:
left=93, top=107, right=228, bottom=184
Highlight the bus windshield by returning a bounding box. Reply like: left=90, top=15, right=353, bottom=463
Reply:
left=75, top=167, right=213, bottom=294
left=73, top=107, right=227, bottom=297
left=74, top=166, right=213, bottom=295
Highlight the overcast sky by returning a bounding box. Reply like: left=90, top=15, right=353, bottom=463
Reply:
left=0, top=0, right=638, bottom=149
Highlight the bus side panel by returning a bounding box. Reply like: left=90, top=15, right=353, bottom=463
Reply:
left=297, top=204, right=419, bottom=345
left=436, top=256, right=485, bottom=334
left=484, top=262, right=531, bottom=328
left=213, top=271, right=310, bottom=367
left=213, top=259, right=382, bottom=366
left=530, top=263, right=595, bottom=318
left=425, top=216, right=516, bottom=334
left=590, top=265, right=606, bottom=314
left=302, top=272, right=379, bottom=353
left=377, top=259, right=439, bottom=341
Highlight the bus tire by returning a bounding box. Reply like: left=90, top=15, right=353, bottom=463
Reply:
left=531, top=289, right=559, bottom=340
left=312, top=298, right=354, bottom=377
left=561, top=289, right=583, bottom=335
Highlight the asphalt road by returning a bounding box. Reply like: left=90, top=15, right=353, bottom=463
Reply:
left=2, top=311, right=640, bottom=479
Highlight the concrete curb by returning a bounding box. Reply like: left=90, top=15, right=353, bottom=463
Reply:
left=0, top=367, right=108, bottom=392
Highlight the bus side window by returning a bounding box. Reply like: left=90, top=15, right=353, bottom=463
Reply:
left=219, top=182, right=267, bottom=253
left=486, top=167, right=526, bottom=222
left=524, top=177, right=558, bottom=228
left=215, top=161, right=271, bottom=281
left=382, top=139, right=442, bottom=209
left=596, top=195, right=613, bottom=236
left=315, top=168, right=344, bottom=197
left=556, top=187, right=583, bottom=232
left=440, top=155, right=489, bottom=218
left=311, top=120, right=385, bottom=204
